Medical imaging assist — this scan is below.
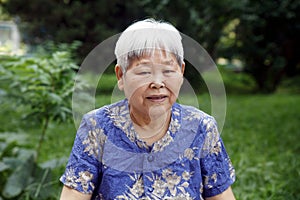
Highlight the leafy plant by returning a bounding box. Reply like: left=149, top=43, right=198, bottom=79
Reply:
left=0, top=133, right=62, bottom=200
left=0, top=49, right=81, bottom=199
left=0, top=51, right=79, bottom=161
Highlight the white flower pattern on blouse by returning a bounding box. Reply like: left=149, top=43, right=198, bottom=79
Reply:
left=63, top=168, right=95, bottom=194
left=117, top=168, right=194, bottom=199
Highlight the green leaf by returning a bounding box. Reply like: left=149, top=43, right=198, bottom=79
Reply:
left=26, top=167, right=56, bottom=199
left=40, top=157, right=68, bottom=169
left=0, top=162, right=9, bottom=172
left=2, top=156, right=35, bottom=198
left=2, top=157, right=24, bottom=169
left=0, top=142, right=8, bottom=157
left=48, top=93, right=63, bottom=103
left=0, top=132, right=29, bottom=145
left=38, top=73, right=52, bottom=85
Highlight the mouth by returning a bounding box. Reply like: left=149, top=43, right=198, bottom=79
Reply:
left=146, top=95, right=168, bottom=102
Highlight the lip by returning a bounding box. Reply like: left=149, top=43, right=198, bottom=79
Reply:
left=146, top=94, right=168, bottom=102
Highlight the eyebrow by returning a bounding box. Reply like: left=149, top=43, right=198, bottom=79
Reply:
left=138, top=60, right=152, bottom=65
left=161, top=59, right=174, bottom=65
left=137, top=59, right=175, bottom=66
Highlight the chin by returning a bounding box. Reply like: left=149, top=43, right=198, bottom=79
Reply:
left=148, top=104, right=171, bottom=117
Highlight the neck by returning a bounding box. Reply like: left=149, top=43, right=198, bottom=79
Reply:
left=130, top=108, right=171, bottom=140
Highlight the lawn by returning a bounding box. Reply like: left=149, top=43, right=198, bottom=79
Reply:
left=223, top=94, right=300, bottom=199
left=0, top=76, right=299, bottom=199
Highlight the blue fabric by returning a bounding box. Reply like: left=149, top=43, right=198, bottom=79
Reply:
left=60, top=99, right=235, bottom=199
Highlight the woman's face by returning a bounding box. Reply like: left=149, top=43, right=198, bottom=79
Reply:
left=116, top=50, right=185, bottom=121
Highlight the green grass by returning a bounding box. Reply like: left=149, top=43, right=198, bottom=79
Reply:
left=223, top=94, right=300, bottom=199
left=0, top=72, right=299, bottom=199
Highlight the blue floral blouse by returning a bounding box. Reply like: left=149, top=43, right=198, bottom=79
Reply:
left=60, top=99, right=235, bottom=199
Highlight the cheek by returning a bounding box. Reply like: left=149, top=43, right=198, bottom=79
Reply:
left=165, top=77, right=183, bottom=97
left=124, top=77, right=142, bottom=95
left=127, top=86, right=150, bottom=109
left=125, top=82, right=148, bottom=102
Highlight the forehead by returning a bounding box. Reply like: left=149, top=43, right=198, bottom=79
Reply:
left=132, top=49, right=178, bottom=64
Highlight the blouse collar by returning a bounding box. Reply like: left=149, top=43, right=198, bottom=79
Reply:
left=108, top=99, right=181, bottom=152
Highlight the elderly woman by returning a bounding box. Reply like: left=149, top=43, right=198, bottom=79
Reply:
left=60, top=19, right=236, bottom=200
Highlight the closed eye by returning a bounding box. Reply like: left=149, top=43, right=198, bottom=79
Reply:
left=137, top=71, right=151, bottom=75
left=164, top=70, right=175, bottom=73
left=163, top=70, right=177, bottom=76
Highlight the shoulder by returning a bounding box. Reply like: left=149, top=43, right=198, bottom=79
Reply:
left=176, top=103, right=219, bottom=140
left=178, top=103, right=215, bottom=125
left=82, top=99, right=128, bottom=126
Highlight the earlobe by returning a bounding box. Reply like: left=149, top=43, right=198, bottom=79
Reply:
left=115, top=65, right=124, bottom=90
left=115, top=65, right=123, bottom=80
left=180, top=62, right=185, bottom=86
left=181, top=62, right=185, bottom=74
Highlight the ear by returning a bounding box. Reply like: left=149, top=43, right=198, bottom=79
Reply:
left=179, top=62, right=185, bottom=86
left=181, top=62, right=185, bottom=74
left=115, top=64, right=124, bottom=91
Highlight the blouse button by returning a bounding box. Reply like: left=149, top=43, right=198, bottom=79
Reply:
left=147, top=155, right=154, bottom=162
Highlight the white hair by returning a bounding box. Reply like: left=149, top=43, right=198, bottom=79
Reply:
left=114, top=18, right=184, bottom=72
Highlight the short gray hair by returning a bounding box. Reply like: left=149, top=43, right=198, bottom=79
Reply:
left=114, top=18, right=184, bottom=72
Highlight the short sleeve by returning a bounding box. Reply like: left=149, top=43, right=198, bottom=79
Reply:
left=199, top=116, right=235, bottom=198
left=60, top=114, right=103, bottom=194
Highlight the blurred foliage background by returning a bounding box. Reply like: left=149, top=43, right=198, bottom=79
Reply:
left=1, top=0, right=300, bottom=92
left=0, top=0, right=299, bottom=199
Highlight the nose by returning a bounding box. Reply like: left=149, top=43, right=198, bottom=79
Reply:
left=150, top=81, right=165, bottom=89
left=149, top=72, right=165, bottom=89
